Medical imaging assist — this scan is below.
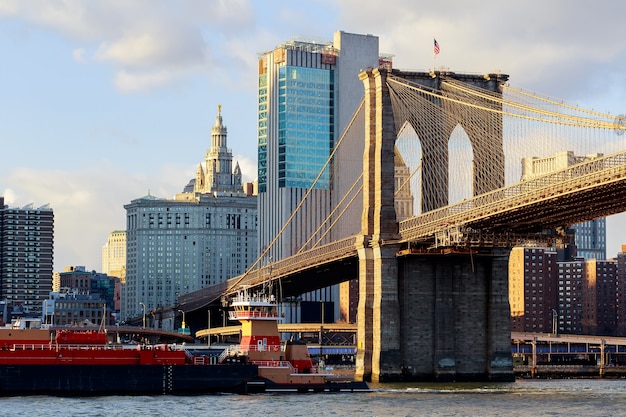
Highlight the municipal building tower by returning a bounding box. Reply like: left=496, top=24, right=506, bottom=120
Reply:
left=194, top=104, right=243, bottom=194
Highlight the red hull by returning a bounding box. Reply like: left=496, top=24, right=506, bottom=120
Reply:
left=0, top=343, right=190, bottom=366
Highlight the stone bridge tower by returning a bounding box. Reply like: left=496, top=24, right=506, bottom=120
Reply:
left=355, top=68, right=513, bottom=382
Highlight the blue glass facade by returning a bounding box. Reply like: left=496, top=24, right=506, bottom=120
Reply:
left=258, top=66, right=334, bottom=192
left=572, top=218, right=606, bottom=260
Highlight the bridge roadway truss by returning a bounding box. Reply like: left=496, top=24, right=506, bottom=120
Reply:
left=401, top=150, right=626, bottom=248
left=179, top=67, right=626, bottom=383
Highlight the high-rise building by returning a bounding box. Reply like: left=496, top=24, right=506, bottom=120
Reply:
left=558, top=258, right=617, bottom=335
left=556, top=258, right=585, bottom=334
left=394, top=149, right=415, bottom=222
left=583, top=259, right=617, bottom=335
left=521, top=151, right=606, bottom=260
left=0, top=197, right=54, bottom=319
left=122, top=108, right=257, bottom=322
left=615, top=245, right=626, bottom=336
left=509, top=247, right=558, bottom=333
left=257, top=31, right=384, bottom=320
left=102, top=230, right=126, bottom=283
left=509, top=245, right=620, bottom=336
left=257, top=31, right=382, bottom=261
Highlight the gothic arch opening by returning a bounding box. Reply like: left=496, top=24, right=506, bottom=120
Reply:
left=448, top=124, right=474, bottom=205
left=395, top=121, right=422, bottom=217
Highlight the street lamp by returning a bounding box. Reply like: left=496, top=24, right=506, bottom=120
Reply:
left=319, top=300, right=325, bottom=368
left=139, top=302, right=146, bottom=329
left=178, top=309, right=186, bottom=330
left=207, top=309, right=211, bottom=345
left=552, top=309, right=558, bottom=336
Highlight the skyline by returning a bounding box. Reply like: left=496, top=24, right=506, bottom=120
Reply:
left=2, top=0, right=626, bottom=270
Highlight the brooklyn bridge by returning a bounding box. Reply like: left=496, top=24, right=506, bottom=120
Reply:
left=177, top=68, right=626, bottom=382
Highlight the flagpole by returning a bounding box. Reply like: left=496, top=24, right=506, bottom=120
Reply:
left=433, top=36, right=436, bottom=71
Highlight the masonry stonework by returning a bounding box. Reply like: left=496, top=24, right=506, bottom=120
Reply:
left=355, top=68, right=513, bottom=382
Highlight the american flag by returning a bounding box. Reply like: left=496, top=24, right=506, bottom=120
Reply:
left=433, top=38, right=440, bottom=56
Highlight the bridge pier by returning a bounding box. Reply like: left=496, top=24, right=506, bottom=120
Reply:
left=355, top=67, right=403, bottom=382
left=397, top=249, right=513, bottom=381
left=356, top=248, right=514, bottom=382
left=355, top=239, right=403, bottom=382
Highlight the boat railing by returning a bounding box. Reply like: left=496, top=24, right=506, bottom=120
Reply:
left=218, top=344, right=240, bottom=363
left=228, top=310, right=279, bottom=320
left=251, top=360, right=295, bottom=371
left=7, top=343, right=135, bottom=352
left=250, top=360, right=319, bottom=375
left=8, top=343, right=49, bottom=351
left=231, top=291, right=276, bottom=305
left=237, top=343, right=282, bottom=353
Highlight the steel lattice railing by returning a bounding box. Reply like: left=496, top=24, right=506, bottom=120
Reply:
left=399, top=150, right=626, bottom=243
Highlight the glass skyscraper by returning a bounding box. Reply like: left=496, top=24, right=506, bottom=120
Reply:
left=259, top=65, right=334, bottom=192
left=257, top=31, right=381, bottom=263
left=257, top=32, right=382, bottom=321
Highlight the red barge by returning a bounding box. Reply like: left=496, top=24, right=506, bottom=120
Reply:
left=0, top=290, right=368, bottom=395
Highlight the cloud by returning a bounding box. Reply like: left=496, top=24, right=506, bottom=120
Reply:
left=0, top=0, right=256, bottom=91
left=0, top=0, right=18, bottom=16
left=72, top=47, right=85, bottom=62
left=97, top=33, right=166, bottom=67
left=3, top=161, right=190, bottom=271
left=0, top=0, right=119, bottom=40
left=113, top=69, right=178, bottom=93
left=4, top=0, right=625, bottom=99
left=1, top=188, right=18, bottom=206
left=95, top=26, right=209, bottom=69
left=93, top=24, right=212, bottom=92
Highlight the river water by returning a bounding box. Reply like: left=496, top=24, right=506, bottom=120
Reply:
left=2, top=379, right=626, bottom=416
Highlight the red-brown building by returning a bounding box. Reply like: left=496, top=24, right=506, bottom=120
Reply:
left=510, top=246, right=622, bottom=336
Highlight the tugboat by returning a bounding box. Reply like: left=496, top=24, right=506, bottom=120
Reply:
left=223, top=287, right=368, bottom=392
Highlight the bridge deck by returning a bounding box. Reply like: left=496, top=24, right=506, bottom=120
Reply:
left=400, top=150, right=626, bottom=245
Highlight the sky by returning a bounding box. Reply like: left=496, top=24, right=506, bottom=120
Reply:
left=2, top=0, right=626, bottom=271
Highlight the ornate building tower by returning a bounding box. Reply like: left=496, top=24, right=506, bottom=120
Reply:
left=194, top=105, right=243, bottom=194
